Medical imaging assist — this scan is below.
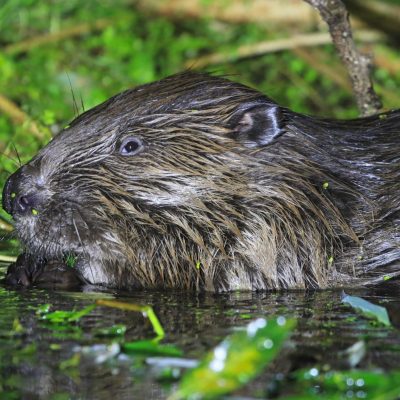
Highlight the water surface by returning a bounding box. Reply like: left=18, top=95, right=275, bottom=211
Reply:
left=1, top=263, right=399, bottom=399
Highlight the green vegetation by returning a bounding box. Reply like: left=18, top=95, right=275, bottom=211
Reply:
left=1, top=287, right=400, bottom=399
left=289, top=368, right=400, bottom=399
left=172, top=316, right=296, bottom=399
left=0, top=2, right=399, bottom=398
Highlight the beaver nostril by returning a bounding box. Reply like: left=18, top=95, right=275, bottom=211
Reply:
left=18, top=196, right=30, bottom=209
left=15, top=194, right=37, bottom=214
left=2, top=166, right=44, bottom=217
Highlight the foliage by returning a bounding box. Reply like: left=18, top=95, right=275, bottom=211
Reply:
left=171, top=317, right=296, bottom=399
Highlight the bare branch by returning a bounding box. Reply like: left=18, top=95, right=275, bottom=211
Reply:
left=136, top=0, right=313, bottom=25
left=0, top=93, right=51, bottom=155
left=185, top=30, right=382, bottom=69
left=305, top=0, right=381, bottom=116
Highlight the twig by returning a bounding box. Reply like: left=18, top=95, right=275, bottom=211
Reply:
left=0, top=94, right=44, bottom=138
left=0, top=93, right=51, bottom=156
left=4, top=18, right=113, bottom=56
left=304, top=0, right=381, bottom=116
left=185, top=30, right=382, bottom=69
left=0, top=255, right=16, bottom=263
left=136, top=0, right=313, bottom=25
left=0, top=216, right=14, bottom=232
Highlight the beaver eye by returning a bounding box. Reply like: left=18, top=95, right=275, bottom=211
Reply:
left=119, top=136, right=143, bottom=156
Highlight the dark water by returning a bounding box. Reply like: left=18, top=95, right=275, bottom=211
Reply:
left=1, top=263, right=400, bottom=400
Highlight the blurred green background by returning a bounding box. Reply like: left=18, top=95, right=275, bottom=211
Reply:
left=0, top=0, right=399, bottom=255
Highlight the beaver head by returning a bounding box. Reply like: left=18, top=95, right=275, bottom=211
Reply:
left=3, top=72, right=399, bottom=291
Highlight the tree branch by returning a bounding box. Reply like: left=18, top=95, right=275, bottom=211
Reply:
left=304, top=0, right=381, bottom=116
left=185, top=30, right=382, bottom=70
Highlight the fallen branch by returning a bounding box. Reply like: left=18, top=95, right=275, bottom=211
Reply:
left=136, top=0, right=314, bottom=25
left=304, top=0, right=381, bottom=116
left=185, top=30, right=382, bottom=69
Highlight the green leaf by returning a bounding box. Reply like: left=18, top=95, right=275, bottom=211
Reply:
left=59, top=353, right=81, bottom=370
left=96, top=299, right=165, bottom=339
left=342, top=293, right=391, bottom=327
left=39, top=304, right=96, bottom=324
left=171, top=316, right=295, bottom=399
left=123, top=340, right=183, bottom=357
left=35, top=304, right=51, bottom=315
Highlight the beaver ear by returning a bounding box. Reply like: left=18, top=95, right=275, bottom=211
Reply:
left=228, top=103, right=283, bottom=147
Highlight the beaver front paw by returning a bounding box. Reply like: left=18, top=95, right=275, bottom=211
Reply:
left=5, top=253, right=44, bottom=287
left=5, top=253, right=82, bottom=289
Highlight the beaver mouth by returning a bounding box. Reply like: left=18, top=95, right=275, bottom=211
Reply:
left=12, top=200, right=96, bottom=258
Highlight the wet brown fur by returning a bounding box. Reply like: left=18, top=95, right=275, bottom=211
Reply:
left=3, top=72, right=400, bottom=291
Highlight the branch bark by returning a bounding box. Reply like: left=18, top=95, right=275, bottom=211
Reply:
left=304, top=0, right=381, bottom=116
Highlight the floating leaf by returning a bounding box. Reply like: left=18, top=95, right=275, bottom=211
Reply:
left=96, top=299, right=165, bottom=338
left=39, top=304, right=96, bottom=324
left=342, top=293, right=391, bottom=327
left=59, top=353, right=81, bottom=370
left=123, top=340, right=183, bottom=357
left=35, top=304, right=51, bottom=315
left=171, top=316, right=295, bottom=399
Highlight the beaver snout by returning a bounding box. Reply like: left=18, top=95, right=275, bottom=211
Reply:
left=2, top=166, right=44, bottom=218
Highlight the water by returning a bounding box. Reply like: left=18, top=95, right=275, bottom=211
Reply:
left=1, top=263, right=400, bottom=399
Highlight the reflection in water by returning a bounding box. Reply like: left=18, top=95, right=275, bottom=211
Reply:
left=1, top=264, right=400, bottom=399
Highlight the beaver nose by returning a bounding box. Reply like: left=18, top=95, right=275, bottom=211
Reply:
left=2, top=169, right=41, bottom=217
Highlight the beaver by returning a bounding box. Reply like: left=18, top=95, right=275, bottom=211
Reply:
left=2, top=72, right=399, bottom=291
